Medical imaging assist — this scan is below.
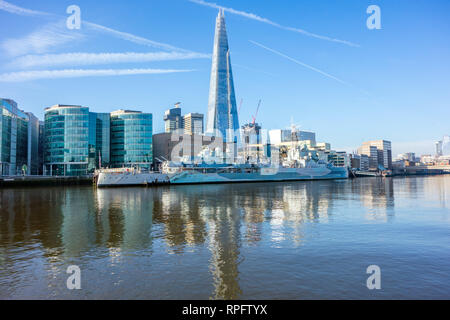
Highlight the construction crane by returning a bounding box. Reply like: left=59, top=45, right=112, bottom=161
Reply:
left=252, top=100, right=262, bottom=125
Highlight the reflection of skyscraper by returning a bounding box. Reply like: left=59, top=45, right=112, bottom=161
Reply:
left=206, top=10, right=240, bottom=142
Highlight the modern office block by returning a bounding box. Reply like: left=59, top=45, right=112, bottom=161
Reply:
left=164, top=104, right=183, bottom=133
left=0, top=98, right=36, bottom=176
left=110, top=110, right=153, bottom=170
left=183, top=113, right=204, bottom=135
left=44, top=105, right=90, bottom=176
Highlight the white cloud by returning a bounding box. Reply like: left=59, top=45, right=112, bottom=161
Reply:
left=189, top=0, right=359, bottom=47
left=0, top=68, right=195, bottom=82
left=2, top=20, right=85, bottom=57
left=10, top=51, right=211, bottom=68
left=0, top=0, right=50, bottom=16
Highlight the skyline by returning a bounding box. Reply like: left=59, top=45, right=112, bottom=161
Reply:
left=0, top=0, right=449, bottom=156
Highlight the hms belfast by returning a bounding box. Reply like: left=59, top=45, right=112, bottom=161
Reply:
left=96, top=10, right=348, bottom=187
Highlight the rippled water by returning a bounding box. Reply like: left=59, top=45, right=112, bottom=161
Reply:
left=0, top=176, right=449, bottom=299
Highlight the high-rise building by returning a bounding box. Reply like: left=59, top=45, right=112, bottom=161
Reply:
left=164, top=103, right=183, bottom=133
left=183, top=113, right=204, bottom=135
left=206, top=10, right=240, bottom=142
left=358, top=144, right=379, bottom=170
left=0, top=99, right=39, bottom=176
left=110, top=110, right=153, bottom=169
left=435, top=140, right=443, bottom=157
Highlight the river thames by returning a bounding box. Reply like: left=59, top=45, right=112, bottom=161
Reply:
left=0, top=176, right=449, bottom=300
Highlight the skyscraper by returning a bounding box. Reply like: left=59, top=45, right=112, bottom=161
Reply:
left=164, top=103, right=183, bottom=133
left=206, top=9, right=240, bottom=142
left=183, top=113, right=204, bottom=135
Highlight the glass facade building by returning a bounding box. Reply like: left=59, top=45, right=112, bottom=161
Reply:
left=44, top=105, right=90, bottom=176
left=0, top=98, right=34, bottom=176
left=88, top=112, right=111, bottom=171
left=206, top=10, right=240, bottom=142
left=111, top=110, right=153, bottom=169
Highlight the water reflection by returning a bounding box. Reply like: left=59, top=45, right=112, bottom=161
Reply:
left=1, top=176, right=449, bottom=299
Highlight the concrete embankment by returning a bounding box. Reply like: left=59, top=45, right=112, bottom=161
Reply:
left=0, top=176, right=93, bottom=187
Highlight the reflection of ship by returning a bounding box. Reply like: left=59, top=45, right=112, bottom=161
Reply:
left=96, top=160, right=348, bottom=187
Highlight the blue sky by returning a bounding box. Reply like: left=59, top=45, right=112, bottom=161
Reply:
left=0, top=0, right=449, bottom=156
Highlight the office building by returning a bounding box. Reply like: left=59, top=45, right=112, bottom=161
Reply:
left=0, top=99, right=39, bottom=176
left=153, top=132, right=224, bottom=167
left=111, top=110, right=153, bottom=170
left=206, top=10, right=240, bottom=142
left=88, top=112, right=111, bottom=170
left=359, top=140, right=392, bottom=170
left=164, top=103, right=183, bottom=133
left=269, top=129, right=316, bottom=145
left=183, top=113, right=204, bottom=135
left=44, top=105, right=90, bottom=176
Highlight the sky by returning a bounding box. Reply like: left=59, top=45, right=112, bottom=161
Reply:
left=0, top=0, right=449, bottom=156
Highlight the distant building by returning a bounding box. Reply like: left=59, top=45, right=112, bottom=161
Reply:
left=358, top=140, right=392, bottom=170
left=38, top=121, right=45, bottom=175
left=164, top=103, right=183, bottom=133
left=183, top=113, right=204, bottom=135
left=241, top=123, right=263, bottom=162
left=269, top=129, right=316, bottom=145
left=153, top=132, right=224, bottom=167
left=357, top=145, right=378, bottom=170
left=435, top=140, right=443, bottom=157
left=111, top=110, right=153, bottom=170
left=0, top=99, right=40, bottom=176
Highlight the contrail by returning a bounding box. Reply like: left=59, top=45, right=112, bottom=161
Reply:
left=10, top=52, right=211, bottom=69
left=189, top=0, right=359, bottom=47
left=0, top=0, right=50, bottom=16
left=0, top=0, right=196, bottom=53
left=249, top=40, right=350, bottom=86
left=0, top=68, right=195, bottom=82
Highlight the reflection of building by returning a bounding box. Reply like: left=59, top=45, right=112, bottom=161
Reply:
left=206, top=10, right=240, bottom=142
left=183, top=113, right=204, bottom=135
left=0, top=99, right=39, bottom=176
left=164, top=104, right=183, bottom=133
left=111, top=110, right=153, bottom=170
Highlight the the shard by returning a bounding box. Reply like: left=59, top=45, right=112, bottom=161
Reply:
left=206, top=9, right=240, bottom=143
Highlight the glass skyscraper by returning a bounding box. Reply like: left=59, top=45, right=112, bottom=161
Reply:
left=0, top=98, right=37, bottom=176
left=110, top=110, right=153, bottom=170
left=206, top=9, right=240, bottom=142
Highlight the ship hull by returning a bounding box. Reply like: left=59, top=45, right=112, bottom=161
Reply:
left=97, top=167, right=348, bottom=187
left=169, top=167, right=348, bottom=184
